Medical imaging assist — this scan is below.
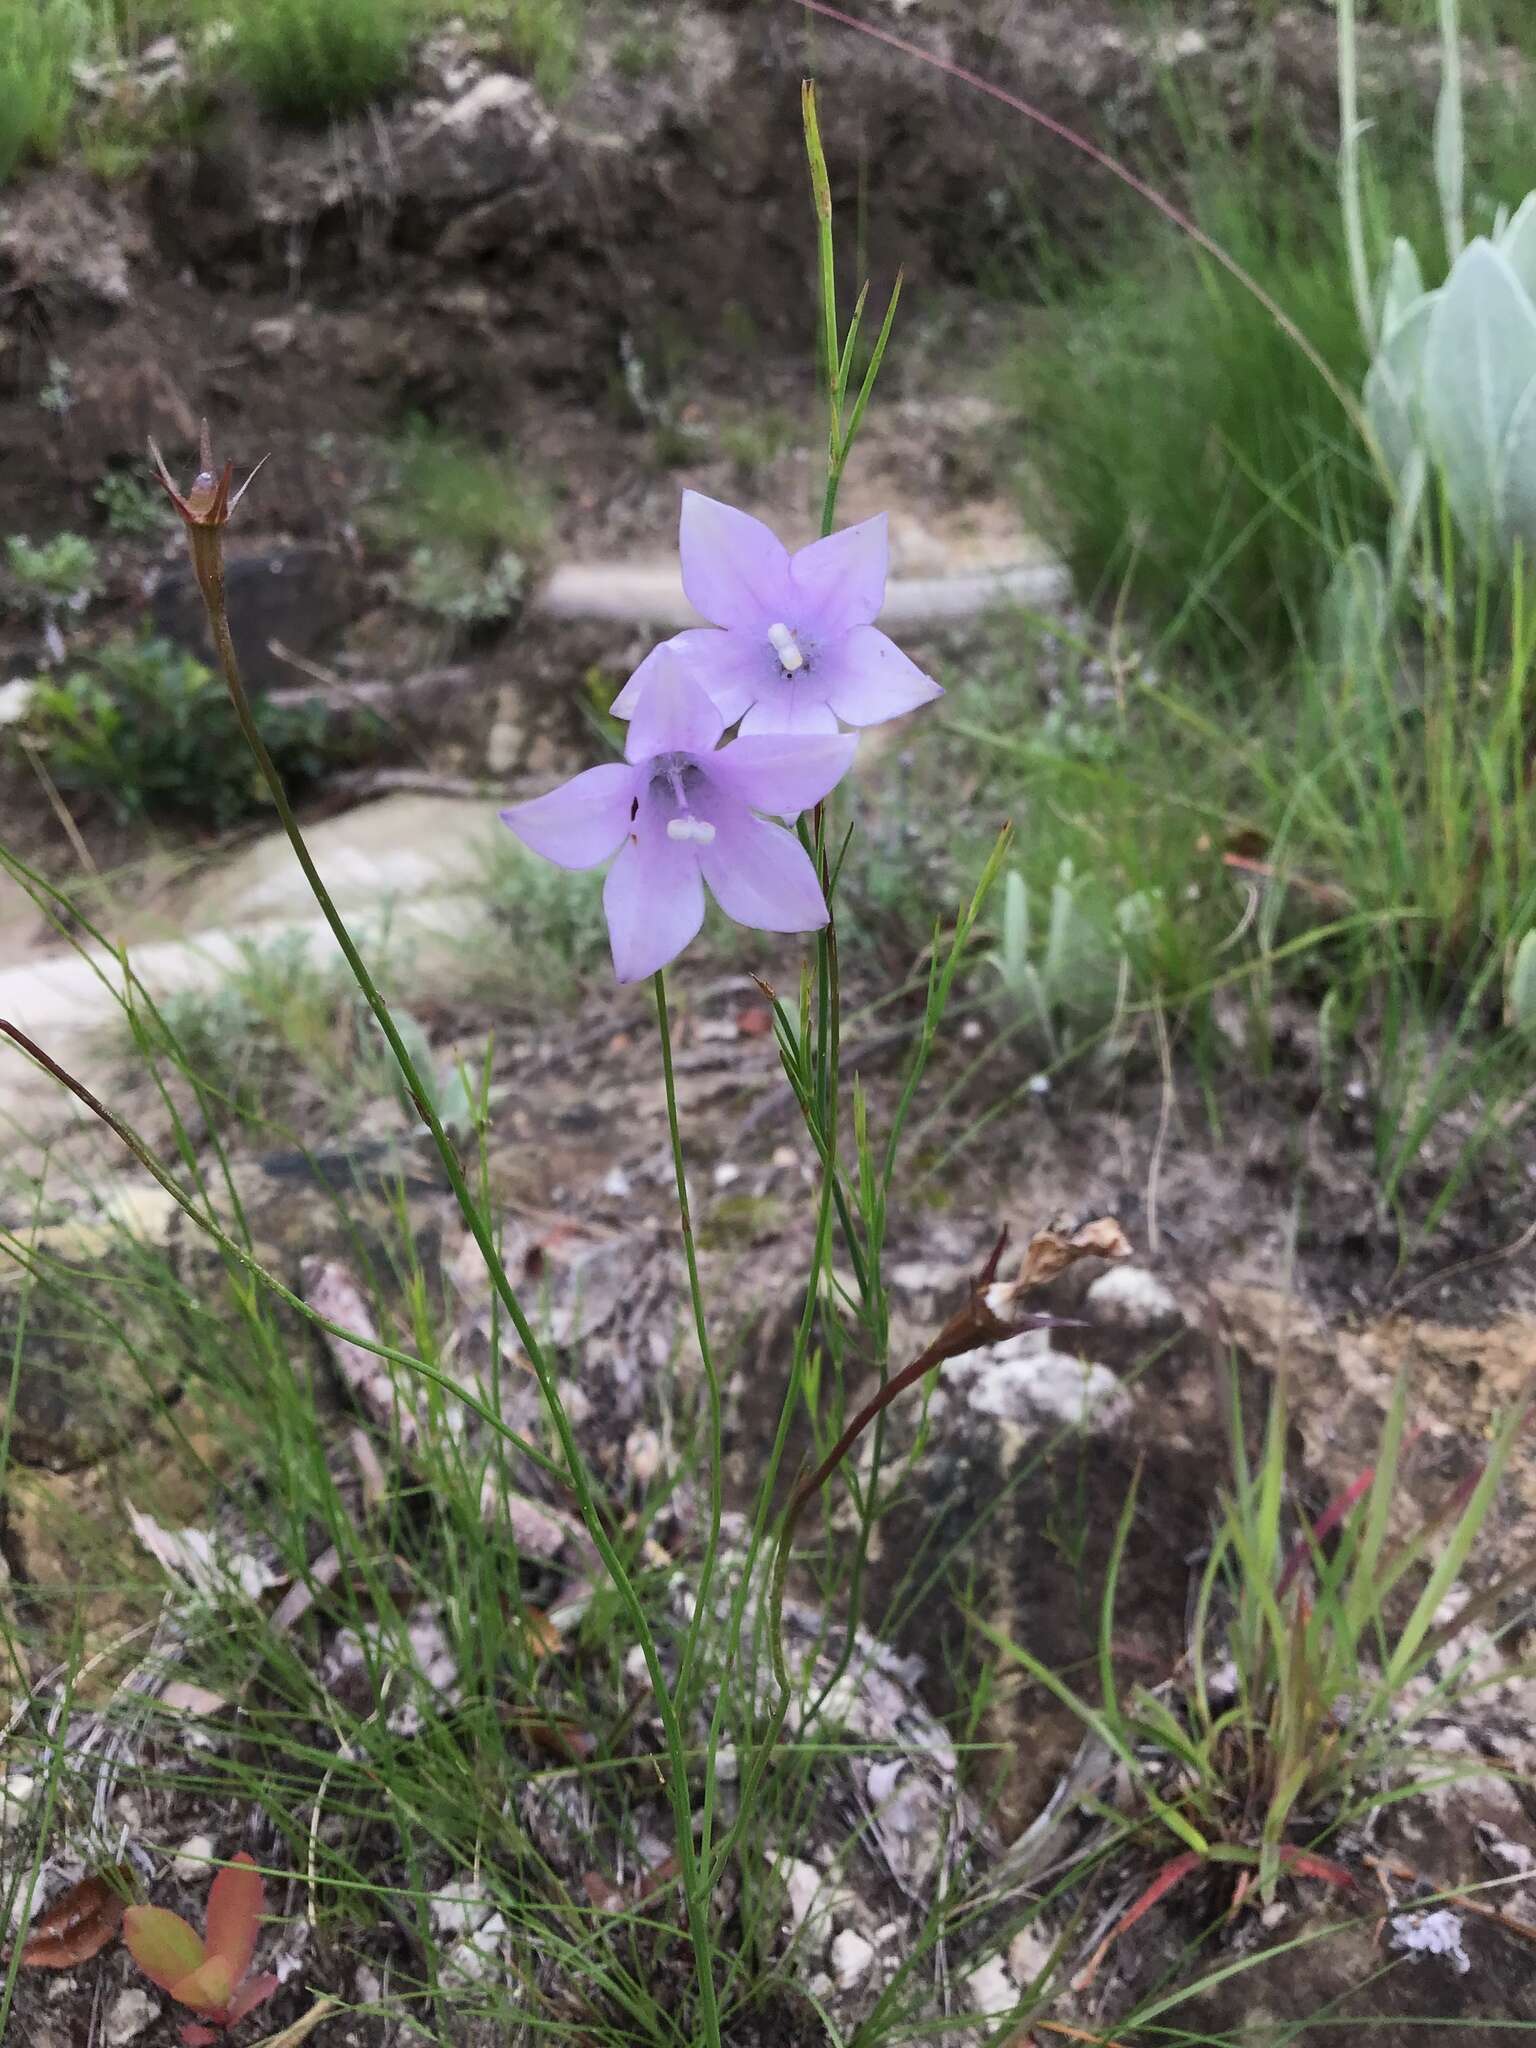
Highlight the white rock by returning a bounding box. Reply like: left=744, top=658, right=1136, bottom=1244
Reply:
left=250, top=316, right=296, bottom=358
left=625, top=1426, right=662, bottom=1486
left=443, top=73, right=534, bottom=130
left=105, top=1988, right=160, bottom=2045
left=171, top=1833, right=215, bottom=1879
left=0, top=678, right=36, bottom=726
left=1390, top=1907, right=1471, bottom=1974
left=775, top=1855, right=826, bottom=1934
left=1006, top=1924, right=1053, bottom=1988
left=1086, top=1265, right=1181, bottom=1330
left=964, top=1954, right=1019, bottom=2017
left=831, top=1928, right=875, bottom=1988
left=962, top=1342, right=1128, bottom=1431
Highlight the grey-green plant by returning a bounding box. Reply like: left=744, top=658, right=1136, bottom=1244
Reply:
left=94, top=468, right=173, bottom=538
left=1346, top=0, right=1536, bottom=578
left=985, top=862, right=1154, bottom=1060
left=400, top=541, right=525, bottom=628
left=27, top=634, right=334, bottom=825
left=5, top=532, right=99, bottom=615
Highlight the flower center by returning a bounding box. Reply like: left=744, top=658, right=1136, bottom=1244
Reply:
left=652, top=756, right=717, bottom=845
left=767, top=621, right=806, bottom=675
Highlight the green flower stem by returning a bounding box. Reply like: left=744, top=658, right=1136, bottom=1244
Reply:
left=183, top=508, right=723, bottom=2048
left=654, top=971, right=725, bottom=1721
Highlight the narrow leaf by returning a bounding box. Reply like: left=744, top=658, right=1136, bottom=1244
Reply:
left=204, top=1853, right=263, bottom=1981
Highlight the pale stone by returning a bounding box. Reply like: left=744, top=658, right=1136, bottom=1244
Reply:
left=1086, top=1264, right=1181, bottom=1329
left=964, top=1955, right=1019, bottom=2017
left=831, top=1928, right=875, bottom=1988
left=105, top=1988, right=160, bottom=2045
left=171, top=1833, right=215, bottom=1879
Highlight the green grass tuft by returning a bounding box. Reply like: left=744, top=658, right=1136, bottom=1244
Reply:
left=211, top=0, right=425, bottom=121
left=0, top=0, right=88, bottom=185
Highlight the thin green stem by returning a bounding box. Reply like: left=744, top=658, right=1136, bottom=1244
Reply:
left=655, top=972, right=725, bottom=1724
left=180, top=500, right=722, bottom=2048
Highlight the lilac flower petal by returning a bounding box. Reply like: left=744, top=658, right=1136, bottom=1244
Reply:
left=789, top=513, right=889, bottom=638
left=815, top=625, right=943, bottom=727
left=708, top=732, right=857, bottom=818
left=677, top=631, right=773, bottom=727
left=623, top=650, right=725, bottom=763
left=603, top=832, right=705, bottom=982
left=499, top=762, right=636, bottom=870
left=737, top=691, right=841, bottom=738
left=698, top=807, right=830, bottom=933
left=610, top=631, right=741, bottom=720
left=679, top=491, right=793, bottom=630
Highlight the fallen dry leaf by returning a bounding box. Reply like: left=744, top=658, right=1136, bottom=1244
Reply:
left=1017, top=1218, right=1133, bottom=1292
left=16, top=1867, right=132, bottom=1968
left=302, top=1258, right=418, bottom=1448
left=521, top=1607, right=563, bottom=1659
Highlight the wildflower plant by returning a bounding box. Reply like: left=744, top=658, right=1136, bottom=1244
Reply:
left=0, top=85, right=1074, bottom=2046
left=123, top=1853, right=277, bottom=2045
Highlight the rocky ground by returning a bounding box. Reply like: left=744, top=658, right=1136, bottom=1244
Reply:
left=3, top=3, right=1536, bottom=2044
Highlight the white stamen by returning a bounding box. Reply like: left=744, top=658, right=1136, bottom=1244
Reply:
left=667, top=816, right=716, bottom=844
left=767, top=621, right=806, bottom=674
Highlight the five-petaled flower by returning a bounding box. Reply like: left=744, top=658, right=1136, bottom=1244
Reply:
left=611, top=491, right=942, bottom=736
left=501, top=650, right=854, bottom=983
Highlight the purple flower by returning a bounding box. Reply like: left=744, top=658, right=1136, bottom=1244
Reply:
left=611, top=492, right=943, bottom=737
left=500, top=650, right=855, bottom=983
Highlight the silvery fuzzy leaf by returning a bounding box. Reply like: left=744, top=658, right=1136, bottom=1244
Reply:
left=1423, top=239, right=1536, bottom=550
left=1388, top=446, right=1428, bottom=588
left=1379, top=237, right=1425, bottom=340
left=1497, top=372, right=1536, bottom=562
left=1510, top=930, right=1536, bottom=1038
left=1433, top=27, right=1464, bottom=263
left=1319, top=543, right=1388, bottom=675
left=1499, top=192, right=1536, bottom=305
left=1365, top=293, right=1437, bottom=484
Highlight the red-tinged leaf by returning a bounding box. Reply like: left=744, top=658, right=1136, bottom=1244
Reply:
left=172, top=1953, right=238, bottom=2014
left=226, top=1970, right=280, bottom=2023
left=179, top=2025, right=221, bottom=2047
left=17, top=1869, right=130, bottom=1968
left=204, top=1854, right=262, bottom=1981
left=1072, top=1851, right=1204, bottom=1991
left=124, top=1905, right=205, bottom=1992
left=1277, top=1845, right=1355, bottom=1889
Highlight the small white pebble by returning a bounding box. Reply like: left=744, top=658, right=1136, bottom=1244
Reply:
left=713, top=1162, right=741, bottom=1189
left=625, top=1427, right=662, bottom=1486
left=964, top=1954, right=1019, bottom=2017
left=1086, top=1265, right=1181, bottom=1330
left=171, top=1834, right=215, bottom=1880
left=1007, top=1925, right=1053, bottom=1987
left=105, top=1988, right=160, bottom=2046
left=831, top=1928, right=875, bottom=1988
